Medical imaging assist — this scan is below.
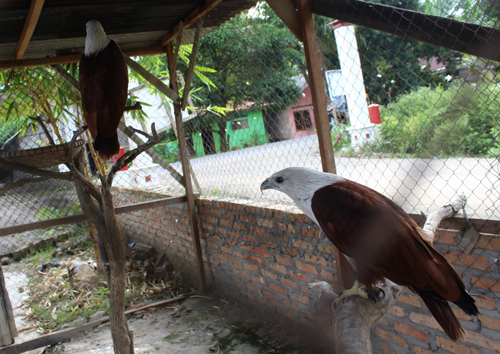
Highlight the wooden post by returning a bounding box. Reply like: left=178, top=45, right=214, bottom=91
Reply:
left=166, top=44, right=207, bottom=292
left=0, top=265, right=17, bottom=346
left=297, top=0, right=355, bottom=291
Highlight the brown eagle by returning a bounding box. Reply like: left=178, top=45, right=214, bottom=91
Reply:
left=79, top=20, right=128, bottom=160
left=261, top=167, right=478, bottom=341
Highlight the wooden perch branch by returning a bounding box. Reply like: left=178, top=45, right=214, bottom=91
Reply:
left=308, top=193, right=467, bottom=354
left=0, top=177, right=48, bottom=196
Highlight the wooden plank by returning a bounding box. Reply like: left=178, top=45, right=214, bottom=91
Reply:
left=297, top=0, right=355, bottom=291
left=181, top=18, right=204, bottom=111
left=0, top=46, right=166, bottom=70
left=14, top=0, right=46, bottom=60
left=167, top=43, right=207, bottom=292
left=0, top=196, right=189, bottom=237
left=266, top=0, right=302, bottom=42
left=0, top=293, right=195, bottom=354
left=158, top=0, right=223, bottom=47
left=124, top=55, right=181, bottom=104
left=309, top=0, right=500, bottom=62
left=410, top=214, right=500, bottom=236
left=0, top=266, right=16, bottom=347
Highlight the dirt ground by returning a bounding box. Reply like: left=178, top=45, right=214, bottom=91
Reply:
left=45, top=295, right=332, bottom=354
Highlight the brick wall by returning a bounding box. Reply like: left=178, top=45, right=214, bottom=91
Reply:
left=116, top=191, right=500, bottom=354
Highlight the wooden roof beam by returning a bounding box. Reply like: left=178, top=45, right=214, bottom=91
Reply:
left=0, top=46, right=166, bottom=70
left=309, top=0, right=500, bottom=62
left=158, top=0, right=223, bottom=47
left=14, top=0, right=46, bottom=60
left=266, top=0, right=302, bottom=42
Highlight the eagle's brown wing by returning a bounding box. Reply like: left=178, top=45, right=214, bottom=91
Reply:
left=79, top=40, right=128, bottom=159
left=311, top=180, right=477, bottom=341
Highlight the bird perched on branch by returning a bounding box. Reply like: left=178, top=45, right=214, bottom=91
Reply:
left=261, top=167, right=478, bottom=342
left=79, top=20, right=128, bottom=160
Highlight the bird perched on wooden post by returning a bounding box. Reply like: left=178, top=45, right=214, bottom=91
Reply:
left=261, top=167, right=478, bottom=342
left=79, top=20, right=128, bottom=160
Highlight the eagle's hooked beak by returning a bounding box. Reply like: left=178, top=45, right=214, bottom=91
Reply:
left=260, top=178, right=271, bottom=193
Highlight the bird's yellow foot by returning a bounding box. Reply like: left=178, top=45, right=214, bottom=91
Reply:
left=335, top=281, right=369, bottom=305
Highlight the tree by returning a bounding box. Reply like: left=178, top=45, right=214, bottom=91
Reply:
left=188, top=4, right=303, bottom=152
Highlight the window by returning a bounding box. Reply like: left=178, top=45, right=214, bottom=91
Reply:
left=294, top=110, right=313, bottom=131
left=231, top=117, right=249, bottom=131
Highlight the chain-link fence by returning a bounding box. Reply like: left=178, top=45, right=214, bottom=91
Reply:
left=0, top=0, right=499, bottom=349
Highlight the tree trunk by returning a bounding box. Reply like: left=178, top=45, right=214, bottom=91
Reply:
left=74, top=154, right=133, bottom=354
left=216, top=120, right=229, bottom=152
left=308, top=194, right=467, bottom=354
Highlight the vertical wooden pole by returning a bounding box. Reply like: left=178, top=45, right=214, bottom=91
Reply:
left=297, top=0, right=355, bottom=291
left=166, top=44, right=207, bottom=292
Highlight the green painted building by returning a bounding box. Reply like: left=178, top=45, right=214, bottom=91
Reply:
left=190, top=108, right=268, bottom=156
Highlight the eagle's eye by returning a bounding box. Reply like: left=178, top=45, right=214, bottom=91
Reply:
left=276, top=177, right=284, bottom=184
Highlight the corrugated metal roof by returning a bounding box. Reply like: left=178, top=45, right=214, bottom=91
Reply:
left=0, top=0, right=258, bottom=63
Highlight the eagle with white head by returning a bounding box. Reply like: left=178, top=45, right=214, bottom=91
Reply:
left=261, top=167, right=478, bottom=342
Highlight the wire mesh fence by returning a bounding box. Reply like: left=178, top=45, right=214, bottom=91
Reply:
left=0, top=0, right=499, bottom=348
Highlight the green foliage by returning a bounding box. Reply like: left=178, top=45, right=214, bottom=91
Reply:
left=379, top=82, right=500, bottom=157
left=331, top=124, right=351, bottom=152
left=153, top=141, right=181, bottom=164
left=36, top=203, right=82, bottom=221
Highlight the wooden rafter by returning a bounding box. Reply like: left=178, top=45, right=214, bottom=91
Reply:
left=265, top=0, right=302, bottom=42
left=14, top=0, right=46, bottom=60
left=0, top=46, right=166, bottom=70
left=158, top=0, right=223, bottom=47
left=181, top=17, right=204, bottom=110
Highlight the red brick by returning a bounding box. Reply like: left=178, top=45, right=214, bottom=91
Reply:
left=382, top=342, right=391, bottom=354
left=471, top=276, right=500, bottom=292
left=250, top=255, right=266, bottom=266
left=257, top=218, right=274, bottom=228
left=254, top=247, right=270, bottom=258
left=376, top=327, right=409, bottom=349
left=292, top=239, right=313, bottom=250
left=250, top=227, right=266, bottom=238
left=290, top=270, right=310, bottom=282
left=228, top=230, right=242, bottom=238
left=409, top=313, right=442, bottom=332
left=261, top=240, right=279, bottom=249
left=228, top=257, right=241, bottom=267
left=229, top=202, right=244, bottom=211
left=244, top=262, right=259, bottom=273
left=291, top=293, right=310, bottom=305
left=300, top=225, right=320, bottom=238
left=320, top=269, right=337, bottom=282
left=240, top=244, right=253, bottom=252
left=234, top=222, right=249, bottom=231
left=246, top=282, right=260, bottom=292
left=378, top=316, right=389, bottom=326
left=264, top=208, right=284, bottom=219
left=465, top=330, right=500, bottom=353
left=262, top=289, right=280, bottom=302
left=261, top=269, right=278, bottom=281
left=221, top=246, right=232, bottom=254
left=214, top=200, right=228, bottom=208
left=394, top=321, right=429, bottom=343
left=474, top=295, right=496, bottom=310
left=240, top=215, right=254, bottom=224
left=210, top=234, right=223, bottom=242
left=214, top=253, right=227, bottom=262
left=304, top=253, right=328, bottom=266
left=269, top=263, right=287, bottom=274
left=270, top=282, right=287, bottom=296
left=220, top=219, right=233, bottom=227
left=436, top=336, right=480, bottom=354
left=444, top=251, right=491, bottom=271
left=296, top=260, right=318, bottom=275
left=286, top=212, right=308, bottom=223
left=277, top=222, right=296, bottom=234
left=413, top=345, right=434, bottom=354
left=235, top=269, right=249, bottom=278
left=243, top=234, right=259, bottom=243
left=234, top=250, right=248, bottom=260
left=387, top=306, right=405, bottom=317
left=281, top=277, right=300, bottom=290
left=284, top=298, right=301, bottom=312
left=246, top=205, right=262, bottom=215
left=251, top=274, right=266, bottom=286
left=478, top=314, right=500, bottom=331
left=398, top=294, right=421, bottom=308
left=211, top=208, right=223, bottom=216
left=281, top=247, right=300, bottom=257
left=225, top=238, right=237, bottom=246
left=224, top=211, right=236, bottom=219
left=275, top=254, right=291, bottom=266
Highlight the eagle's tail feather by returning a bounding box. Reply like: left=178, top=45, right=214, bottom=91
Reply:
left=94, top=132, right=120, bottom=161
left=414, top=289, right=466, bottom=342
